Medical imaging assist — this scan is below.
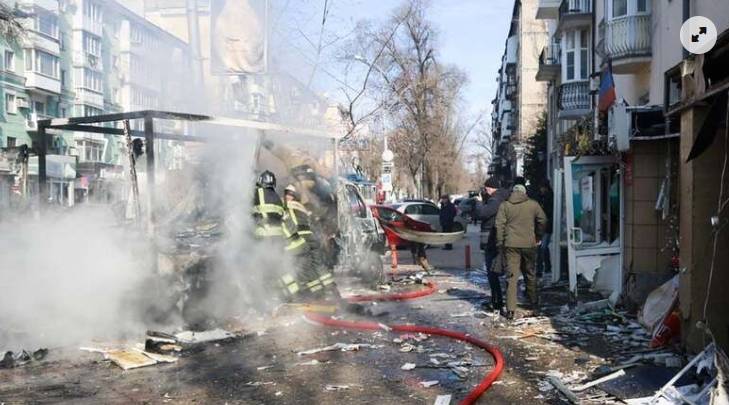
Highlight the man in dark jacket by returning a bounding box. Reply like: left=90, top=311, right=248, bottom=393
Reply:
left=479, top=179, right=511, bottom=310
left=439, top=194, right=457, bottom=250
left=495, top=184, right=547, bottom=319
left=535, top=182, right=554, bottom=277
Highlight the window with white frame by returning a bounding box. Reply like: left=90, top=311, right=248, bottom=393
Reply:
left=83, top=32, right=101, bottom=56
left=34, top=50, right=60, bottom=78
left=82, top=68, right=102, bottom=92
left=608, top=0, right=650, bottom=19
left=36, top=11, right=59, bottom=39
left=4, top=50, right=14, bottom=72
left=83, top=0, right=102, bottom=22
left=76, top=139, right=104, bottom=162
left=82, top=105, right=102, bottom=116
left=562, top=29, right=590, bottom=82
left=5, top=93, right=16, bottom=114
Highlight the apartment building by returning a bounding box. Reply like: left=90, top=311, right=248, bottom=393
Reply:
left=489, top=0, right=549, bottom=182
left=533, top=0, right=729, bottom=353
left=0, top=0, right=192, bottom=208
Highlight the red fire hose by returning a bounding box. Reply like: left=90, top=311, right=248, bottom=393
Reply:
left=304, top=281, right=505, bottom=405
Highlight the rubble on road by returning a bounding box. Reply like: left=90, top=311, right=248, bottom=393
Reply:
left=0, top=348, right=48, bottom=369
left=296, top=342, right=383, bottom=356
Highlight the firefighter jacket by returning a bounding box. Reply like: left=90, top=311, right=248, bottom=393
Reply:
left=253, top=187, right=305, bottom=252
left=285, top=200, right=313, bottom=236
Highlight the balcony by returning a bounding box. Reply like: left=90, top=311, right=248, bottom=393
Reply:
left=73, top=14, right=102, bottom=37
left=25, top=31, right=60, bottom=55
left=603, top=15, right=652, bottom=74
left=18, top=0, right=58, bottom=12
left=536, top=43, right=561, bottom=81
left=557, top=0, right=592, bottom=32
left=558, top=80, right=590, bottom=119
left=536, top=0, right=561, bottom=20
left=72, top=51, right=103, bottom=70
left=75, top=88, right=104, bottom=107
left=25, top=72, right=61, bottom=94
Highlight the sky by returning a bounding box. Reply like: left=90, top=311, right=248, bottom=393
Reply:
left=274, top=0, right=514, bottom=120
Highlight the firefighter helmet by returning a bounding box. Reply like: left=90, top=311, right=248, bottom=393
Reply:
left=257, top=170, right=276, bottom=189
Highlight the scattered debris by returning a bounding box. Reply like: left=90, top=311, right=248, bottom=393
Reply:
left=434, top=394, right=452, bottom=405
left=174, top=329, right=237, bottom=344
left=420, top=380, right=439, bottom=388
left=546, top=374, right=579, bottom=404
left=106, top=350, right=158, bottom=370
left=401, top=362, right=416, bottom=370
left=0, top=348, right=48, bottom=369
left=256, top=365, right=274, bottom=371
left=296, top=359, right=323, bottom=366
left=297, top=342, right=381, bottom=356
left=573, top=369, right=626, bottom=392
left=324, top=384, right=350, bottom=391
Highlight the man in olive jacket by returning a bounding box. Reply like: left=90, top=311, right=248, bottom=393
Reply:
left=495, top=184, right=548, bottom=319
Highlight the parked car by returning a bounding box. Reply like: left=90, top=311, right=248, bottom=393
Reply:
left=370, top=205, right=434, bottom=248
left=390, top=201, right=469, bottom=232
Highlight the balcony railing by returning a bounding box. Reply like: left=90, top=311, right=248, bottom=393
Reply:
left=604, top=15, right=651, bottom=59
left=539, top=43, right=561, bottom=65
left=558, top=80, right=590, bottom=113
left=537, top=43, right=561, bottom=82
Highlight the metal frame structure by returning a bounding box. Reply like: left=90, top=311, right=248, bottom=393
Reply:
left=36, top=109, right=343, bottom=231
left=37, top=110, right=211, bottom=231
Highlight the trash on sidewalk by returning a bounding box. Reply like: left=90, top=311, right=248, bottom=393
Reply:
left=638, top=275, right=678, bottom=334
left=434, top=394, right=452, bottom=405
left=546, top=374, right=579, bottom=404
left=297, top=342, right=381, bottom=356
left=174, top=328, right=237, bottom=344
left=324, top=384, right=351, bottom=391
left=401, top=362, right=416, bottom=370
left=420, top=380, right=439, bottom=387
left=572, top=369, right=626, bottom=392
left=106, top=350, right=158, bottom=370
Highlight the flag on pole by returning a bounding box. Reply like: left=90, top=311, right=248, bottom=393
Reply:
left=598, top=59, right=616, bottom=113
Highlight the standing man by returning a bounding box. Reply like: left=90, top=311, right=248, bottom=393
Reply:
left=439, top=194, right=458, bottom=250
left=495, top=184, right=547, bottom=319
left=535, top=181, right=554, bottom=278
left=479, top=178, right=511, bottom=311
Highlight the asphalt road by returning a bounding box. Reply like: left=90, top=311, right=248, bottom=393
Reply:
left=0, top=226, right=605, bottom=404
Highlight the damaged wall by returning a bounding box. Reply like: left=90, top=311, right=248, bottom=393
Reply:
left=679, top=103, right=729, bottom=354
left=623, top=139, right=680, bottom=307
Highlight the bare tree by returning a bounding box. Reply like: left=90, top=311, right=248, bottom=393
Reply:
left=0, top=2, right=28, bottom=45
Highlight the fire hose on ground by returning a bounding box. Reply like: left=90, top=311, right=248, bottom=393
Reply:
left=304, top=281, right=505, bottom=405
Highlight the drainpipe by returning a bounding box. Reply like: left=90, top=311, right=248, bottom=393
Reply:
left=592, top=0, right=598, bottom=141
left=682, top=0, right=690, bottom=58
left=186, top=0, right=204, bottom=107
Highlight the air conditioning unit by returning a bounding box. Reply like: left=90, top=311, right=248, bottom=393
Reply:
left=87, top=54, right=98, bottom=67
left=609, top=103, right=677, bottom=152
left=16, top=98, right=29, bottom=109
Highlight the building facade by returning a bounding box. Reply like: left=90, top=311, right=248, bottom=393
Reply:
left=0, top=0, right=192, bottom=209
left=489, top=0, right=549, bottom=182
left=525, top=0, right=729, bottom=353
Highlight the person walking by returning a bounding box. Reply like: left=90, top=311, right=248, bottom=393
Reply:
left=495, top=184, right=547, bottom=320
left=478, top=179, right=511, bottom=311
left=535, top=181, right=554, bottom=278
left=439, top=194, right=458, bottom=250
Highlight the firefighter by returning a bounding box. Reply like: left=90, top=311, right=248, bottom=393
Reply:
left=252, top=171, right=306, bottom=300
left=283, top=184, right=336, bottom=298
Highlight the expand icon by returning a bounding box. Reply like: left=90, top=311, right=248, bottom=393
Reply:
left=681, top=16, right=717, bottom=55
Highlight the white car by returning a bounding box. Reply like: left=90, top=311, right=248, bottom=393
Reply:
left=391, top=201, right=469, bottom=232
